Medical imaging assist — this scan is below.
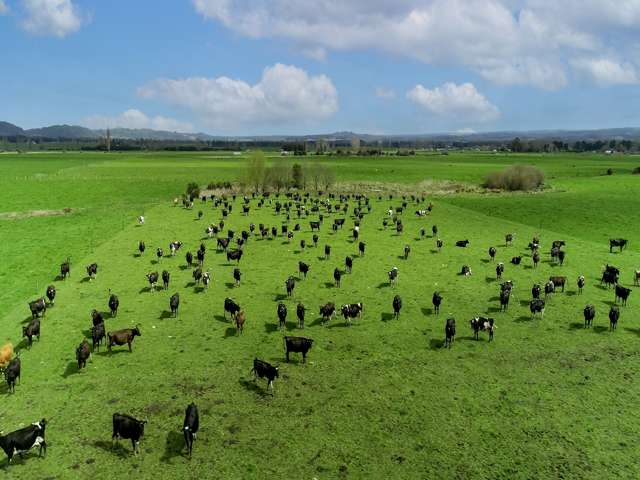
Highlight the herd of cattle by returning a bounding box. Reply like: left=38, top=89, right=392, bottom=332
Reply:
left=0, top=189, right=636, bottom=466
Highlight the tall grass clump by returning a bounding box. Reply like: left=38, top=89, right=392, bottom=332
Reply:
left=483, top=165, right=545, bottom=191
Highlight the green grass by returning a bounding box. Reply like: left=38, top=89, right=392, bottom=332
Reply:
left=1, top=151, right=640, bottom=479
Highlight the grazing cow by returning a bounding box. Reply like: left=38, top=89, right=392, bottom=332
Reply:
left=444, top=318, right=456, bottom=348
left=359, top=241, right=366, bottom=256
left=500, top=290, right=510, bottom=312
left=4, top=356, right=20, bottom=393
left=577, top=275, right=585, bottom=294
left=511, top=256, right=522, bottom=265
left=403, top=245, right=411, bottom=260
left=76, top=338, right=91, bottom=369
left=549, top=276, right=567, bottom=292
left=196, top=249, right=205, bottom=266
left=615, top=284, right=632, bottom=306
left=298, top=262, right=310, bottom=279
left=388, top=267, right=399, bottom=286
left=86, top=263, right=98, bottom=280
left=252, top=358, right=279, bottom=390
left=170, top=293, right=180, bottom=317
left=296, top=303, right=306, bottom=329
left=530, top=299, right=545, bottom=319
left=146, top=271, right=159, bottom=291
left=60, top=258, right=71, bottom=279
left=108, top=293, right=119, bottom=317
left=28, top=298, right=46, bottom=319
left=0, top=419, right=47, bottom=464
left=227, top=249, right=243, bottom=264
left=324, top=245, right=331, bottom=260
left=456, top=240, right=469, bottom=247
left=45, top=285, right=56, bottom=306
left=162, top=270, right=170, bottom=290
left=489, top=247, right=497, bottom=261
left=156, top=248, right=163, bottom=262
left=202, top=272, right=211, bottom=289
left=224, top=298, right=241, bottom=320
left=583, top=304, right=595, bottom=328
left=192, top=267, right=203, bottom=285
left=532, top=251, right=540, bottom=268
left=531, top=283, right=541, bottom=299
left=334, top=268, right=342, bottom=288
left=107, top=327, right=141, bottom=353
left=415, top=210, right=427, bottom=217
left=233, top=268, right=241, bottom=287
left=436, top=239, right=443, bottom=251
left=285, top=276, right=295, bottom=297
left=183, top=403, right=199, bottom=459
left=341, top=303, right=363, bottom=325
left=544, top=280, right=555, bottom=297
left=277, top=303, right=287, bottom=329
left=319, top=302, right=335, bottom=325
left=461, top=265, right=472, bottom=276
left=169, top=241, right=183, bottom=256
left=432, top=292, right=443, bottom=315
left=22, top=318, right=40, bottom=348
left=112, top=413, right=146, bottom=455
left=284, top=336, right=313, bottom=363
left=609, top=306, right=620, bottom=330
left=235, top=310, right=246, bottom=334
left=609, top=238, right=628, bottom=253
left=217, top=237, right=230, bottom=251
left=345, top=256, right=353, bottom=273
left=92, top=322, right=105, bottom=351
left=496, top=262, right=504, bottom=279
left=392, top=295, right=402, bottom=319
left=505, top=233, right=514, bottom=246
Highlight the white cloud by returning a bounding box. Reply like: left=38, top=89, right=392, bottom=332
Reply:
left=192, top=0, right=640, bottom=90
left=0, top=1, right=8, bottom=14
left=83, top=109, right=194, bottom=133
left=139, top=63, right=338, bottom=129
left=299, top=46, right=327, bottom=61
left=407, top=82, right=500, bottom=123
left=21, top=0, right=85, bottom=37
left=375, top=87, right=396, bottom=99
left=571, top=58, right=639, bottom=86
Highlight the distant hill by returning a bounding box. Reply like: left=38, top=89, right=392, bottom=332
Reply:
left=26, top=124, right=97, bottom=139
left=0, top=121, right=25, bottom=136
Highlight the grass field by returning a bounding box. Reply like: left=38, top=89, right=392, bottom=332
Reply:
left=1, top=151, right=640, bottom=479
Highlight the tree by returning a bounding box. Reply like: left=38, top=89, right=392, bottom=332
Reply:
left=186, top=182, right=200, bottom=200
left=510, top=137, right=523, bottom=153
left=320, top=164, right=336, bottom=190
left=266, top=162, right=290, bottom=192
left=245, top=151, right=266, bottom=192
left=291, top=163, right=304, bottom=189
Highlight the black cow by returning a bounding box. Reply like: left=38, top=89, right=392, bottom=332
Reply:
left=92, top=322, right=105, bottom=351
left=162, top=270, right=170, bottom=290
left=138, top=241, right=145, bottom=255
left=0, top=419, right=47, bottom=464
left=324, top=245, right=331, bottom=259
left=285, top=276, right=295, bottom=297
left=252, top=358, right=279, bottom=390
left=28, top=298, right=46, bottom=319
left=192, top=267, right=202, bottom=286
left=500, top=290, right=510, bottom=312
left=609, top=238, right=628, bottom=253
left=112, top=413, right=146, bottom=455
left=436, top=239, right=443, bottom=251
left=488, top=247, right=497, bottom=261
left=345, top=256, right=353, bottom=273
left=45, top=285, right=56, bottom=306
left=493, top=262, right=503, bottom=279
left=609, top=306, right=620, bottom=330
left=601, top=270, right=619, bottom=288
left=530, top=299, right=545, bottom=319
left=91, top=309, right=104, bottom=326
left=511, top=256, right=522, bottom=265
left=358, top=241, right=366, bottom=257
left=87, top=263, right=98, bottom=280
left=183, top=403, right=199, bottom=459
left=432, top=292, right=442, bottom=315
left=233, top=268, right=241, bottom=287
left=60, top=258, right=71, bottom=279
left=615, top=284, right=632, bottom=306
left=277, top=303, right=287, bottom=329
left=147, top=271, right=159, bottom=291
left=217, top=237, right=229, bottom=251
left=76, top=339, right=91, bottom=369
left=186, top=251, right=194, bottom=267
left=432, top=225, right=438, bottom=237
left=296, top=303, right=306, bottom=329
left=456, top=240, right=469, bottom=247
left=557, top=250, right=566, bottom=266
left=505, top=233, right=514, bottom=246
left=392, top=295, right=402, bottom=319
left=196, top=249, right=205, bottom=266
left=312, top=234, right=319, bottom=247
left=284, top=336, right=313, bottom=363
left=583, top=304, right=595, bottom=328
left=319, top=302, right=335, bottom=325
left=298, top=262, right=310, bottom=279
left=4, top=356, right=20, bottom=393
left=445, top=318, right=456, bottom=348
left=170, top=293, right=180, bottom=317
left=109, top=293, right=119, bottom=317
left=224, top=298, right=240, bottom=320
left=310, top=221, right=320, bottom=231
left=227, top=249, right=243, bottom=264
left=22, top=318, right=40, bottom=348
left=333, top=268, right=342, bottom=287
left=577, top=275, right=585, bottom=294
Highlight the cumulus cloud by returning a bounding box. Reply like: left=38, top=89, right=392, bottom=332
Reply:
left=138, top=63, right=338, bottom=129
left=192, top=0, right=640, bottom=89
left=571, top=58, right=639, bottom=86
left=83, top=109, right=194, bottom=133
left=375, top=87, right=396, bottom=99
left=407, top=82, right=500, bottom=123
left=21, top=0, right=85, bottom=37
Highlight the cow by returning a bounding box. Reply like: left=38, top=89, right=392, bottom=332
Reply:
left=298, top=262, right=310, bottom=279
left=196, top=249, right=205, bottom=266
left=610, top=238, right=628, bottom=253
left=388, top=267, right=399, bottom=286
left=456, top=240, right=469, bottom=247
left=319, top=302, right=335, bottom=325
left=146, top=271, right=159, bottom=291
left=138, top=215, right=145, bottom=225
left=233, top=268, right=241, bottom=287
left=296, top=303, right=306, bottom=329
left=358, top=241, right=366, bottom=257
left=432, top=292, right=442, bottom=315
left=341, top=303, right=363, bottom=325
left=162, top=270, right=170, bottom=290
left=496, top=262, right=504, bottom=279
left=28, top=298, right=46, bottom=319
left=532, top=284, right=541, bottom=299
left=334, top=268, right=342, bottom=288
left=601, top=270, right=618, bottom=288
left=550, top=246, right=560, bottom=263
left=0, top=419, right=47, bottom=464
left=583, top=304, right=595, bottom=328
left=615, top=284, right=632, bottom=306
left=92, top=322, right=105, bottom=351
left=415, top=210, right=428, bottom=217
left=186, top=251, right=194, bottom=267
left=461, top=265, right=472, bottom=276
left=183, top=403, right=199, bottom=459
left=511, top=256, right=522, bottom=265
left=76, top=338, right=91, bottom=369
left=432, top=225, right=438, bottom=237
left=549, top=276, right=567, bottom=292
left=403, top=245, right=411, bottom=260
left=445, top=318, right=456, bottom=348
left=277, top=303, right=287, bottom=329
left=109, top=293, right=119, bottom=317
left=251, top=358, right=279, bottom=390
left=609, top=306, right=620, bottom=330
left=530, top=299, right=545, bottom=319
left=217, top=237, right=230, bottom=251
left=285, top=276, right=295, bottom=297
left=202, top=271, right=211, bottom=289
left=533, top=251, right=540, bottom=268
left=227, top=249, right=243, bottom=264
left=22, top=318, right=40, bottom=348
left=334, top=218, right=345, bottom=229
left=235, top=310, right=246, bottom=334
left=112, top=413, right=146, bottom=455
left=436, top=239, right=443, bottom=251
left=352, top=228, right=359, bottom=241
left=60, top=258, right=71, bottom=279
left=170, top=293, right=180, bottom=317
left=577, top=275, right=585, bottom=294
left=312, top=234, right=319, bottom=247
left=91, top=308, right=104, bottom=326
left=345, top=256, right=353, bottom=273
left=489, top=247, right=497, bottom=261
left=107, top=327, right=141, bottom=353
left=45, top=285, right=56, bottom=306
left=224, top=298, right=241, bottom=320
left=4, top=355, right=20, bottom=393
left=505, top=233, right=514, bottom=246
left=544, top=280, right=555, bottom=297
left=284, top=336, right=313, bottom=363
left=324, top=245, right=331, bottom=260
left=192, top=267, right=202, bottom=285
left=557, top=250, right=566, bottom=266
left=635, top=270, right=640, bottom=286
left=392, top=295, right=402, bottom=319
left=156, top=248, right=163, bottom=262
left=500, top=290, right=510, bottom=312
left=170, top=241, right=183, bottom=256
left=471, top=317, right=495, bottom=341
left=396, top=222, right=404, bottom=235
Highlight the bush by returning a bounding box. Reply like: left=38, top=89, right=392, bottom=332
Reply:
left=483, top=165, right=545, bottom=191
left=633, top=167, right=640, bottom=175
left=186, top=182, right=200, bottom=199
left=607, top=168, right=614, bottom=176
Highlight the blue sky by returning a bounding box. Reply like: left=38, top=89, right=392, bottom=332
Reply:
left=1, top=0, right=640, bottom=135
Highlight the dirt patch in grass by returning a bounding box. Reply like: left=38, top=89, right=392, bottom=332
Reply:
left=0, top=207, right=77, bottom=221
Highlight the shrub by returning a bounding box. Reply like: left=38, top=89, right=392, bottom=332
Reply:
left=633, top=167, right=640, bottom=175
left=186, top=182, right=200, bottom=199
left=483, top=165, right=545, bottom=191
left=607, top=168, right=614, bottom=176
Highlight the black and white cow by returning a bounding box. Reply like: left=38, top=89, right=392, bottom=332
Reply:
left=146, top=272, right=159, bottom=291
left=461, top=265, right=472, bottom=276
left=28, top=298, right=46, bottom=319
left=169, top=241, right=183, bottom=256
left=505, top=233, right=514, bottom=246
left=403, top=245, right=411, bottom=260
left=112, top=413, right=146, bottom=455
left=456, top=240, right=469, bottom=247
left=388, top=267, right=399, bottom=286
left=224, top=298, right=240, bottom=320
left=86, top=263, right=98, bottom=280
left=609, top=238, right=628, bottom=253
left=251, top=358, right=279, bottom=390
left=577, top=275, right=585, bottom=294
left=530, top=299, right=545, bottom=319
left=202, top=272, right=211, bottom=289
left=233, top=268, right=241, bottom=287
left=341, top=303, right=363, bottom=325
left=0, top=419, right=47, bottom=465
left=183, top=403, right=199, bottom=459
left=488, top=247, right=497, bottom=261
left=284, top=336, right=313, bottom=363
left=436, top=239, right=443, bottom=251
left=496, top=262, right=504, bottom=279
left=45, top=285, right=56, bottom=306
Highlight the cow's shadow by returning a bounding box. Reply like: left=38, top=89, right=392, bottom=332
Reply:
left=80, top=277, right=92, bottom=283
left=225, top=282, right=237, bottom=289
left=194, top=286, right=205, bottom=294
left=324, top=282, right=336, bottom=289
left=93, top=440, right=130, bottom=459
left=593, top=325, right=609, bottom=333
left=485, top=277, right=496, bottom=283
left=264, top=323, right=279, bottom=333
left=159, top=311, right=173, bottom=320
left=381, top=313, right=395, bottom=322
left=568, top=322, right=585, bottom=330
left=62, top=361, right=82, bottom=378
left=160, top=431, right=185, bottom=463
left=421, top=307, right=433, bottom=316
left=429, top=338, right=444, bottom=350
left=514, top=315, right=532, bottom=323
left=430, top=249, right=439, bottom=254
left=376, top=282, right=390, bottom=289
left=224, top=327, right=237, bottom=338
left=179, top=265, right=190, bottom=271
left=213, top=315, right=227, bottom=323
left=139, top=287, right=154, bottom=294
left=274, top=293, right=288, bottom=301
left=603, top=300, right=616, bottom=307
left=519, top=299, right=530, bottom=307
left=481, top=259, right=491, bottom=264
left=239, top=378, right=271, bottom=397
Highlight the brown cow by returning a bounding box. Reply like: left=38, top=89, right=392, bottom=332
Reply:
left=107, top=327, right=141, bottom=353
left=235, top=310, right=246, bottom=335
left=549, top=276, right=567, bottom=292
